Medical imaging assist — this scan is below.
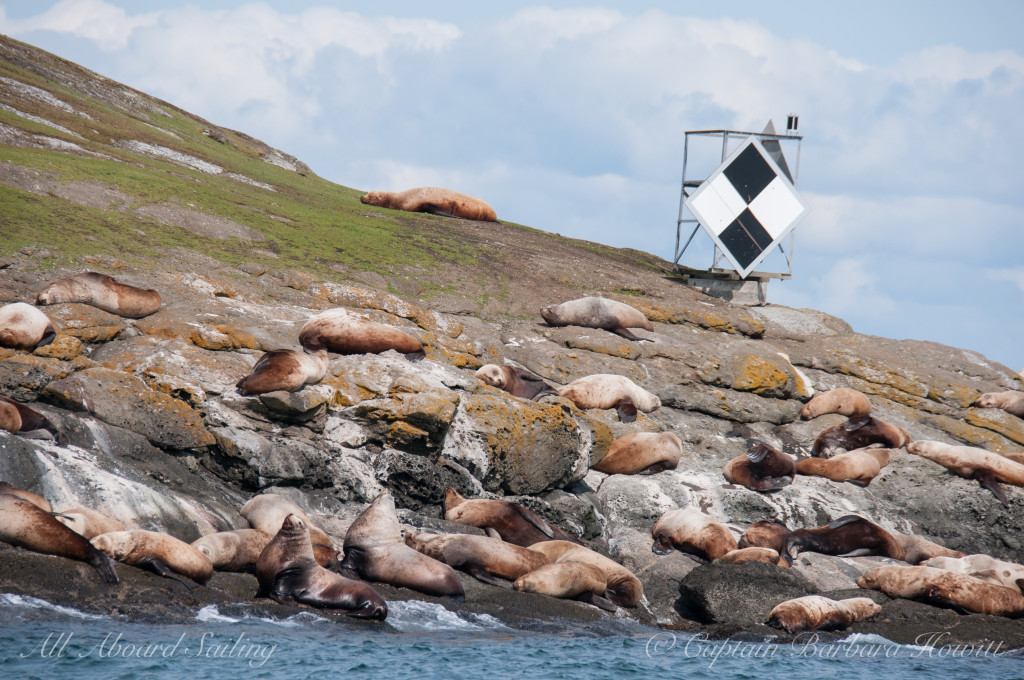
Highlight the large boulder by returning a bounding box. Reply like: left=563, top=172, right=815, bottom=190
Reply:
left=675, top=561, right=817, bottom=625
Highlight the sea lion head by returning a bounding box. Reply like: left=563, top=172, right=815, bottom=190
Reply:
left=280, top=513, right=307, bottom=535
left=474, top=364, right=507, bottom=389
left=539, top=304, right=564, bottom=326
left=973, top=394, right=997, bottom=408
left=360, top=191, right=386, bottom=207
left=443, top=487, right=466, bottom=516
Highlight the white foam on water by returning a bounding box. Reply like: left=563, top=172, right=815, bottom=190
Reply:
left=194, top=604, right=329, bottom=628
left=386, top=600, right=507, bottom=633
left=0, top=593, right=104, bottom=620
left=195, top=604, right=240, bottom=623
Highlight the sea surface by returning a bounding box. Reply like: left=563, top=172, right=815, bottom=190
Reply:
left=0, top=594, right=1021, bottom=680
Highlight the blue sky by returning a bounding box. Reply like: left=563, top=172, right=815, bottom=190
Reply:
left=2, top=1, right=1022, bottom=372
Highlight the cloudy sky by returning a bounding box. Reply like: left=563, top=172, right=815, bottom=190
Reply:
left=2, top=1, right=1022, bottom=371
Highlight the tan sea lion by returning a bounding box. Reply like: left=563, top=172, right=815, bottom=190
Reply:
left=53, top=506, right=125, bottom=539
left=0, top=302, right=56, bottom=349
left=973, top=391, right=1024, bottom=418
left=443, top=488, right=582, bottom=547
left=812, top=415, right=911, bottom=459
left=800, top=388, right=872, bottom=420
left=236, top=348, right=329, bottom=395
left=890, top=533, right=963, bottom=565
left=723, top=442, right=796, bottom=491
left=652, top=508, right=737, bottom=561
left=0, top=399, right=20, bottom=435
left=298, top=308, right=424, bottom=360
left=527, top=540, right=643, bottom=607
left=857, top=565, right=946, bottom=598
left=557, top=374, right=661, bottom=423
left=360, top=187, right=497, bottom=222
left=858, top=565, right=1024, bottom=617
left=474, top=364, right=558, bottom=401
left=192, top=529, right=272, bottom=572
left=91, top=530, right=213, bottom=585
left=0, top=396, right=68, bottom=445
left=594, top=432, right=683, bottom=475
left=404, top=531, right=549, bottom=586
left=512, top=561, right=615, bottom=611
left=906, top=440, right=1024, bottom=507
left=0, top=493, right=118, bottom=583
left=738, top=519, right=791, bottom=554
left=714, top=547, right=782, bottom=566
left=540, top=296, right=654, bottom=341
left=796, top=447, right=892, bottom=487
left=0, top=481, right=52, bottom=512
left=783, top=515, right=903, bottom=565
left=36, top=272, right=161, bottom=318
left=767, top=596, right=881, bottom=633
left=240, top=494, right=336, bottom=552
left=256, top=514, right=387, bottom=619
left=923, top=554, right=1024, bottom=593
left=341, top=490, right=464, bottom=597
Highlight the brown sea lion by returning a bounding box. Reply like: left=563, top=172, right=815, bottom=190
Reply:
left=443, top=488, right=581, bottom=547
left=906, top=440, right=1024, bottom=507
left=800, top=388, right=872, bottom=420
left=557, top=374, right=661, bottom=423
left=0, top=399, right=20, bottom=435
left=36, top=272, right=161, bottom=318
left=767, top=596, right=881, bottom=633
left=360, top=187, right=497, bottom=222
left=341, top=490, right=464, bottom=597
left=891, top=533, right=963, bottom=565
left=540, top=296, right=654, bottom=341
left=812, top=415, right=911, bottom=459
left=0, top=481, right=52, bottom=512
left=91, top=530, right=213, bottom=585
left=652, top=508, right=737, bottom=561
left=973, top=391, right=1024, bottom=418
left=594, top=432, right=683, bottom=475
left=796, top=447, right=892, bottom=487
left=298, top=308, right=424, bottom=360
left=723, top=442, right=796, bottom=491
left=53, top=506, right=125, bottom=539
left=856, top=565, right=945, bottom=597
left=527, top=540, right=643, bottom=607
left=236, top=348, right=329, bottom=395
left=474, top=364, right=559, bottom=401
left=240, top=494, right=336, bottom=554
left=858, top=565, right=1024, bottom=617
left=923, top=555, right=1024, bottom=593
left=738, top=519, right=791, bottom=554
left=192, top=529, right=272, bottom=572
left=512, top=562, right=615, bottom=611
left=0, top=396, right=68, bottom=445
left=256, top=514, right=387, bottom=619
left=714, top=547, right=783, bottom=566
left=782, top=515, right=903, bottom=565
left=0, top=302, right=56, bottom=350
left=404, top=531, right=549, bottom=586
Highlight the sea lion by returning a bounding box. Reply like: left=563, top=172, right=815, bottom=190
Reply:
left=256, top=514, right=387, bottom=619
left=341, top=490, right=464, bottom=597
left=800, top=388, right=872, bottom=420
left=192, top=529, right=272, bottom=572
left=973, top=391, right=1024, bottom=418
left=0, top=398, right=20, bottom=435
left=443, top=488, right=582, bottom=547
left=512, top=562, right=615, bottom=611
left=796, top=447, right=893, bottom=487
left=723, top=442, right=796, bottom=491
left=540, top=297, right=654, bottom=341
left=557, top=374, right=661, bottom=423
left=782, top=515, right=903, bottom=565
left=593, top=432, right=683, bottom=475
left=923, top=554, right=1024, bottom=593
left=0, top=493, right=118, bottom=583
left=404, top=531, right=549, bottom=586
left=890, top=533, right=963, bottom=565
left=812, top=415, right=911, bottom=459
left=36, top=272, right=161, bottom=318
left=0, top=302, right=56, bottom=349
left=856, top=565, right=945, bottom=598
left=714, top=547, right=783, bottom=566
left=906, top=440, right=1024, bottom=507
left=652, top=508, right=737, bottom=561
left=91, top=530, right=213, bottom=585
left=53, top=506, right=125, bottom=539
left=236, top=348, right=329, bottom=396
left=239, top=494, right=336, bottom=554
left=767, top=596, right=881, bottom=634
left=360, top=187, right=497, bottom=222
left=527, top=540, right=643, bottom=607
left=474, top=364, right=558, bottom=401
left=858, top=565, right=1024, bottom=617
left=0, top=481, right=52, bottom=511
left=0, top=396, right=68, bottom=445
left=738, top=519, right=791, bottom=554
left=298, top=308, right=424, bottom=360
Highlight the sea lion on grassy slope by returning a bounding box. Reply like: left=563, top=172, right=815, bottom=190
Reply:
left=906, top=440, right=1024, bottom=507
left=36, top=272, right=161, bottom=318
left=298, top=308, right=424, bottom=360
left=796, top=447, right=893, bottom=487
left=857, top=565, right=1024, bottom=617
left=973, top=391, right=1024, bottom=418
left=594, top=432, right=683, bottom=475
left=723, top=442, right=796, bottom=491
left=800, top=388, right=872, bottom=420
left=0, top=396, right=67, bottom=445
left=652, top=508, right=737, bottom=561
left=0, top=302, right=55, bottom=350
left=192, top=529, right=272, bottom=572
left=443, top=488, right=582, bottom=547
left=53, top=506, right=125, bottom=540
left=342, top=490, right=463, bottom=597
left=714, top=547, right=783, bottom=566
left=923, top=554, right=1024, bottom=593
left=526, top=540, right=643, bottom=608
left=767, top=596, right=881, bottom=634
left=890, top=533, right=963, bottom=565
left=513, top=562, right=616, bottom=611
left=540, top=296, right=654, bottom=341
left=0, top=481, right=52, bottom=512
left=812, top=415, right=911, bottom=459
left=0, top=493, right=118, bottom=583
left=557, top=374, right=661, bottom=423
left=360, top=187, right=497, bottom=222
left=474, top=364, right=559, bottom=401
left=738, top=519, right=791, bottom=554
left=404, top=531, right=549, bottom=586
left=256, top=514, right=387, bottom=619
left=782, top=515, right=903, bottom=565
left=91, top=530, right=213, bottom=585
left=236, top=348, right=329, bottom=396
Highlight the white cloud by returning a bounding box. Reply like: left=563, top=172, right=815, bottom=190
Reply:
left=987, top=267, right=1024, bottom=297
left=0, top=0, right=158, bottom=50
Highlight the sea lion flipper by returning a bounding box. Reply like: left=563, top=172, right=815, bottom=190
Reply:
left=923, top=586, right=972, bottom=615
left=514, top=505, right=555, bottom=539
left=827, top=515, right=863, bottom=530
left=484, top=527, right=502, bottom=540
left=616, top=398, right=638, bottom=423
left=137, top=556, right=192, bottom=589
left=975, top=470, right=1009, bottom=507
left=639, top=461, right=674, bottom=475
left=610, top=326, right=643, bottom=341
left=844, top=478, right=870, bottom=488
left=466, top=565, right=507, bottom=588
left=758, top=476, right=793, bottom=491
left=404, top=350, right=426, bottom=362
left=579, top=592, right=617, bottom=612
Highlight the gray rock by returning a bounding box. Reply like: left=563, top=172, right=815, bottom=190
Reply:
left=675, top=561, right=818, bottom=625
left=373, top=448, right=482, bottom=511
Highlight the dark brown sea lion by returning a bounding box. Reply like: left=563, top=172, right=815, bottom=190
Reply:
left=527, top=540, right=643, bottom=607
left=973, top=391, right=1024, bottom=418
left=767, top=596, right=881, bottom=633
left=0, top=302, right=56, bottom=349
left=192, top=529, right=273, bottom=572
left=812, top=416, right=911, bottom=459
left=404, top=531, right=549, bottom=586
left=443, top=488, right=582, bottom=547
left=298, top=308, right=424, bottom=360
left=512, top=561, right=616, bottom=611
left=891, top=532, right=963, bottom=565
left=53, top=506, right=125, bottom=539
left=256, top=514, right=387, bottom=619
left=652, top=508, right=737, bottom=561
left=360, top=187, right=497, bottom=222
left=0, top=481, right=52, bottom=512
left=474, top=364, right=558, bottom=401
left=723, top=442, right=795, bottom=491
left=556, top=374, right=661, bottom=423
left=594, top=432, right=683, bottom=475
left=782, top=515, right=903, bottom=565
left=738, top=519, right=791, bottom=554
left=236, top=348, right=329, bottom=395
left=800, top=388, right=872, bottom=420
left=91, top=530, right=213, bottom=585
left=0, top=396, right=68, bottom=445
left=36, top=272, right=161, bottom=318
left=0, top=493, right=118, bottom=583
left=906, top=440, right=1024, bottom=507
left=540, top=296, right=654, bottom=341
left=796, top=447, right=892, bottom=487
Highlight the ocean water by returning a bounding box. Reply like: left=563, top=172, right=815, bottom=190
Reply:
left=0, top=594, right=1021, bottom=680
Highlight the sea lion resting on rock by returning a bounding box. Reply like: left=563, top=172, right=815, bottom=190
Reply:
left=238, top=494, right=340, bottom=569
left=0, top=302, right=56, bottom=350
left=527, top=540, right=643, bottom=608
left=782, top=515, right=903, bottom=565
left=738, top=519, right=790, bottom=554
left=443, top=488, right=582, bottom=547
left=767, top=596, right=881, bottom=634
left=796, top=447, right=892, bottom=487
left=298, top=308, right=424, bottom=360
left=652, top=508, right=737, bottom=561
left=714, top=547, right=783, bottom=566
left=236, top=348, right=329, bottom=395
left=513, top=562, right=616, bottom=611
left=923, top=554, right=1024, bottom=593
left=973, top=391, right=1024, bottom=418
left=404, top=531, right=549, bottom=586
left=594, top=432, right=683, bottom=475
left=906, top=440, right=1024, bottom=507
left=36, top=272, right=161, bottom=318
left=800, top=387, right=872, bottom=420
left=812, top=415, right=911, bottom=459
left=54, top=506, right=125, bottom=540
left=192, top=529, right=272, bottom=572
left=557, top=374, right=661, bottom=423
left=474, top=364, right=558, bottom=401
left=723, top=442, right=795, bottom=491
left=540, top=296, right=654, bottom=341
left=891, top=533, right=963, bottom=565
left=91, top=530, right=213, bottom=585
left=0, top=396, right=67, bottom=445
left=858, top=565, right=1024, bottom=617
left=360, top=187, right=497, bottom=222
left=0, top=481, right=52, bottom=512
